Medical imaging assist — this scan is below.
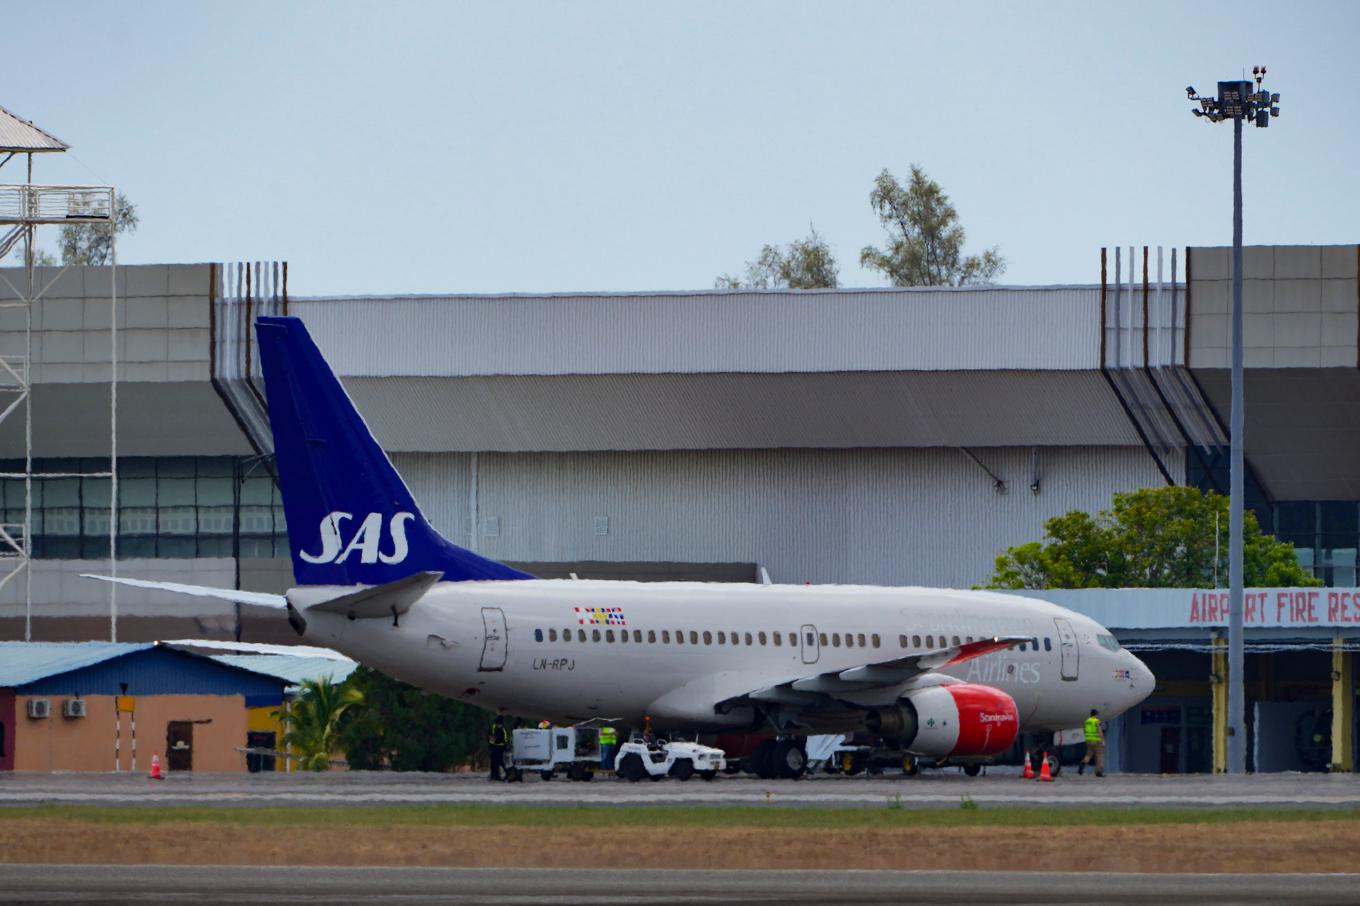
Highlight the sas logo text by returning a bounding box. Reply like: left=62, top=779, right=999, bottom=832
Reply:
left=300, top=511, right=415, bottom=565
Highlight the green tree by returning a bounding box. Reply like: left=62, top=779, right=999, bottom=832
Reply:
left=859, top=166, right=1003, bottom=286
left=31, top=192, right=138, bottom=267
left=337, top=666, right=493, bottom=772
left=273, top=678, right=363, bottom=771
left=716, top=225, right=838, bottom=290
left=988, top=486, right=1319, bottom=590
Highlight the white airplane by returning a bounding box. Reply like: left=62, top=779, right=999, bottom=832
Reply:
left=90, top=316, right=1153, bottom=777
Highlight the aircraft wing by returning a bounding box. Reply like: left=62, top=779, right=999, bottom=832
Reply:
left=733, top=635, right=1031, bottom=705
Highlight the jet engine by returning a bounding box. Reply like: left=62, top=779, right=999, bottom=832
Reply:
left=865, top=683, right=1019, bottom=758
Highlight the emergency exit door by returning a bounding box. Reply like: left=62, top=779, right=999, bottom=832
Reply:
left=800, top=624, right=820, bottom=664
left=1053, top=617, right=1079, bottom=681
left=479, top=607, right=508, bottom=672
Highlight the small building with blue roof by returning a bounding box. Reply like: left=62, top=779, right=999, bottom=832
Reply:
left=0, top=642, right=287, bottom=772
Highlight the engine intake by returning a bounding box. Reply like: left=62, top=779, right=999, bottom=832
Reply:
left=866, top=684, right=1018, bottom=758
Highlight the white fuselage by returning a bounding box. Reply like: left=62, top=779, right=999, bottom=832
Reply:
left=292, top=579, right=1153, bottom=735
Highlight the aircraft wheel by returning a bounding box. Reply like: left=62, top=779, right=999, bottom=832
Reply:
left=579, top=770, right=594, bottom=782
left=699, top=770, right=717, bottom=781
left=540, top=770, right=554, bottom=781
left=670, top=759, right=694, bottom=781
left=963, top=763, right=981, bottom=777
left=506, top=768, right=523, bottom=783
left=618, top=753, right=646, bottom=783
left=902, top=755, right=919, bottom=777
left=751, top=739, right=777, bottom=779
left=773, top=739, right=807, bottom=779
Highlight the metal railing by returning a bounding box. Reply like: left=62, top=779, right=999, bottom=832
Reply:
left=0, top=184, right=114, bottom=224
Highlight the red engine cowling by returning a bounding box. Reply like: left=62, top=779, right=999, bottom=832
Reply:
left=868, top=684, right=1019, bottom=758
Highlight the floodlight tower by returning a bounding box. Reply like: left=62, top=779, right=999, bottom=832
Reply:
left=1186, top=68, right=1280, bottom=775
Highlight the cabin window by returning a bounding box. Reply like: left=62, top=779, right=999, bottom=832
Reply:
left=899, top=634, right=908, bottom=649
left=619, top=630, right=627, bottom=643
left=871, top=634, right=880, bottom=648
left=717, top=631, right=726, bottom=644
left=773, top=632, right=782, bottom=647
left=806, top=631, right=816, bottom=646
left=926, top=635, right=935, bottom=648
left=578, top=629, right=587, bottom=642
left=912, top=635, right=921, bottom=648
left=857, top=633, right=866, bottom=648
left=547, top=629, right=557, bottom=642
left=1033, top=637, right=1040, bottom=650
left=676, top=630, right=684, bottom=645
left=819, top=632, right=828, bottom=647
left=703, top=631, right=713, bottom=645
left=1019, top=641, right=1027, bottom=652
left=534, top=628, right=543, bottom=642
left=648, top=630, right=657, bottom=643
left=690, top=631, right=699, bottom=645
left=1044, top=637, right=1052, bottom=651
left=592, top=629, right=601, bottom=642
left=845, top=633, right=855, bottom=648
left=661, top=630, right=670, bottom=643
left=950, top=635, right=959, bottom=647
left=745, top=632, right=754, bottom=646
left=758, top=631, right=767, bottom=645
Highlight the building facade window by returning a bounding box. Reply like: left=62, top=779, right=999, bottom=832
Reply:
left=1, top=456, right=289, bottom=560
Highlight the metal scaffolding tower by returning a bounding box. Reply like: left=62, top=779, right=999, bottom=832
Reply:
left=0, top=105, right=119, bottom=641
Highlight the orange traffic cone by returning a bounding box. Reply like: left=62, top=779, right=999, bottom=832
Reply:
left=1022, top=751, right=1035, bottom=780
left=149, top=754, right=163, bottom=780
left=1036, top=752, right=1054, bottom=782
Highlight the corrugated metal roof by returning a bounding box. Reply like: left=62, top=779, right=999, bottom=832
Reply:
left=0, top=104, right=68, bottom=152
left=0, top=642, right=151, bottom=687
left=212, top=655, right=359, bottom=689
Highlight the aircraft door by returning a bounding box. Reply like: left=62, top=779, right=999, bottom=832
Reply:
left=1054, top=617, right=1078, bottom=681
left=479, top=607, right=508, bottom=672
left=800, top=624, right=820, bottom=664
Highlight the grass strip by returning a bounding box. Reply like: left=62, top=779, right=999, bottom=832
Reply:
left=2, top=803, right=1357, bottom=829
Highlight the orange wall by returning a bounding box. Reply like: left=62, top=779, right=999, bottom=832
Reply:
left=14, top=694, right=250, bottom=773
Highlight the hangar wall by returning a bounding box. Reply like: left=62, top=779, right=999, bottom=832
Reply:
left=394, top=446, right=1179, bottom=588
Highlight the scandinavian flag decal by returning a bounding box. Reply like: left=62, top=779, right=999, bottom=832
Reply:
left=576, top=606, right=626, bottom=626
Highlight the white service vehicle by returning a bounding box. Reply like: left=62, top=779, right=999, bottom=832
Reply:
left=615, top=738, right=726, bottom=782
left=506, top=726, right=600, bottom=782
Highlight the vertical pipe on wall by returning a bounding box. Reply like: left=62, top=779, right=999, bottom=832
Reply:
left=468, top=452, right=479, bottom=552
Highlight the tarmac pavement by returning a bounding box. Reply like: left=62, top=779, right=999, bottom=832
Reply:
left=1, top=865, right=1359, bottom=905
left=2, top=769, right=1359, bottom=809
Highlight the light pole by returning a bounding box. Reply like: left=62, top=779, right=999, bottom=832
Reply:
left=1187, top=69, right=1280, bottom=774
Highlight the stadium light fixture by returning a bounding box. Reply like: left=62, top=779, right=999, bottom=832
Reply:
left=1185, top=66, right=1280, bottom=776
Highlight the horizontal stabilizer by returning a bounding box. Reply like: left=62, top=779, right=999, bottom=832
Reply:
left=302, top=571, right=441, bottom=620
left=80, top=574, right=288, bottom=609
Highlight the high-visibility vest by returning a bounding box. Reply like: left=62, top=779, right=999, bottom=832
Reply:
left=599, top=726, right=617, bottom=745
left=1084, top=716, right=1101, bottom=743
left=488, top=724, right=507, bottom=747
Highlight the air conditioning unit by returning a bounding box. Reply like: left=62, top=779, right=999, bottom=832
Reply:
left=26, top=698, right=51, bottom=719
left=62, top=698, right=87, bottom=719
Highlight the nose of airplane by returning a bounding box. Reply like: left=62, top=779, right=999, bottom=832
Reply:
left=1127, top=653, right=1154, bottom=706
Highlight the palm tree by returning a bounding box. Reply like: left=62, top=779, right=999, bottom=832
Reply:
left=274, top=679, right=364, bottom=771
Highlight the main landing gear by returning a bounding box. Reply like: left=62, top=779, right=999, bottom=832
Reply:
left=750, top=738, right=807, bottom=779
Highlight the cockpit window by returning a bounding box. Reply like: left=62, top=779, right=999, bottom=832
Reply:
left=1097, top=634, right=1121, bottom=652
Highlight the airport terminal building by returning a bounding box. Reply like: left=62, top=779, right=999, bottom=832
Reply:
left=0, top=244, right=1356, bottom=774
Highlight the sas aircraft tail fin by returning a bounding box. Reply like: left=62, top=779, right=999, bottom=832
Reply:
left=254, top=315, right=533, bottom=586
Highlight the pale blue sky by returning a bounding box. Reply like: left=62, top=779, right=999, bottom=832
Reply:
left=3, top=1, right=1356, bottom=295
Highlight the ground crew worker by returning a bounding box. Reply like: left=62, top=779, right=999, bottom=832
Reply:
left=599, top=724, right=618, bottom=769
left=1079, top=708, right=1105, bottom=777
left=487, top=714, right=508, bottom=781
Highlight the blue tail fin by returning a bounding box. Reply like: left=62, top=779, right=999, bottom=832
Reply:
left=255, top=315, right=533, bottom=586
